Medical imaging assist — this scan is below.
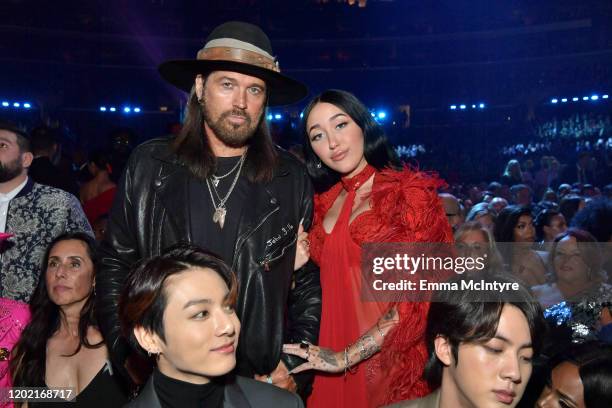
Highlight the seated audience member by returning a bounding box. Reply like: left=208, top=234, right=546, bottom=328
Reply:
left=557, top=184, right=572, bottom=199
left=534, top=209, right=567, bottom=251
left=10, top=232, right=127, bottom=407
left=79, top=151, right=117, bottom=226
left=465, top=202, right=496, bottom=233
left=536, top=342, right=612, bottom=408
left=439, top=193, right=464, bottom=233
left=570, top=198, right=612, bottom=243
left=489, top=197, right=509, bottom=214
left=559, top=195, right=585, bottom=226
left=501, top=159, right=525, bottom=186
left=510, top=184, right=533, bottom=207
left=385, top=275, right=546, bottom=408
left=533, top=229, right=612, bottom=344
left=454, top=221, right=504, bottom=275
left=494, top=205, right=548, bottom=286
left=0, top=122, right=92, bottom=303
left=118, top=244, right=303, bottom=408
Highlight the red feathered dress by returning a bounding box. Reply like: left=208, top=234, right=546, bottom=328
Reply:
left=307, top=165, right=453, bottom=408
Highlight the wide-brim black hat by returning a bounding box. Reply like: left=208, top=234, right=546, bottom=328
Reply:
left=158, top=21, right=308, bottom=106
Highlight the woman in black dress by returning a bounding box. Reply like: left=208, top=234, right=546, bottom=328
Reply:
left=10, top=232, right=127, bottom=407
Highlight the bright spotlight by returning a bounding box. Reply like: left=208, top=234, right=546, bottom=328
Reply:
left=551, top=99, right=558, bottom=104
left=583, top=96, right=589, bottom=101
left=13, top=102, right=20, bottom=107
left=561, top=98, right=568, bottom=103
left=1, top=102, right=8, bottom=107
left=123, top=107, right=131, bottom=113
left=572, top=97, right=579, bottom=102
left=603, top=95, right=609, bottom=99
left=267, top=114, right=273, bottom=120
left=134, top=107, right=141, bottom=113
left=478, top=103, right=485, bottom=109
left=450, top=105, right=457, bottom=110
left=23, top=103, right=31, bottom=109
left=377, top=111, right=386, bottom=119
left=591, top=95, right=599, bottom=101
left=459, top=104, right=466, bottom=110
left=110, top=107, right=116, bottom=112
left=370, top=112, right=375, bottom=117
left=274, top=114, right=282, bottom=120
left=299, top=112, right=304, bottom=118
left=100, top=106, right=107, bottom=112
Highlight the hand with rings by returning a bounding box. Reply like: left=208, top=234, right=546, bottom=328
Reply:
left=294, top=222, right=310, bottom=271
left=282, top=341, right=344, bottom=374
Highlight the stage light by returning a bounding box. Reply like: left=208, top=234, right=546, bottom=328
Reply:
left=299, top=112, right=304, bottom=118
left=274, top=114, right=282, bottom=120
left=2, top=102, right=9, bottom=107
left=377, top=111, right=386, bottom=119
left=478, top=103, right=485, bottom=109
left=134, top=107, right=141, bottom=113
left=603, top=95, right=609, bottom=99
left=100, top=106, right=107, bottom=112
left=572, top=97, right=579, bottom=102
left=23, top=103, right=31, bottom=109
left=13, top=102, right=20, bottom=107
left=591, top=95, right=599, bottom=100
left=551, top=99, right=558, bottom=104
left=561, top=98, right=568, bottom=103
left=267, top=114, right=273, bottom=120
left=123, top=107, right=131, bottom=113
left=471, top=104, right=476, bottom=109
left=370, top=112, right=375, bottom=117
left=450, top=105, right=457, bottom=110
left=110, top=107, right=116, bottom=112
left=583, top=96, right=589, bottom=101
left=459, top=104, right=466, bottom=110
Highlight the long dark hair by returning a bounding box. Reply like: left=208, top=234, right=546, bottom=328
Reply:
left=171, top=80, right=278, bottom=183
left=10, top=232, right=103, bottom=388
left=301, top=89, right=400, bottom=192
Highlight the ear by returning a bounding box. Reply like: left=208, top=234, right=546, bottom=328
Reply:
left=21, top=151, right=34, bottom=168
left=133, top=326, right=162, bottom=355
left=195, top=74, right=205, bottom=102
left=434, top=335, right=453, bottom=366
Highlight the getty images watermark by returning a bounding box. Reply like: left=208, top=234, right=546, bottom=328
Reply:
left=360, top=243, right=548, bottom=302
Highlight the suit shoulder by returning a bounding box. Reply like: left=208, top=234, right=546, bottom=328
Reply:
left=31, top=183, right=78, bottom=202
left=132, top=137, right=173, bottom=156
left=235, top=376, right=303, bottom=407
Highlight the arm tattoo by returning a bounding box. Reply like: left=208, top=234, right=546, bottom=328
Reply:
left=318, top=348, right=339, bottom=367
left=358, top=335, right=381, bottom=361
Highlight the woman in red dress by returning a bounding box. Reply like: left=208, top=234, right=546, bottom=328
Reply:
left=284, top=90, right=452, bottom=407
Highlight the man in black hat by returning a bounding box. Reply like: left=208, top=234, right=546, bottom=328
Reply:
left=96, top=21, right=321, bottom=396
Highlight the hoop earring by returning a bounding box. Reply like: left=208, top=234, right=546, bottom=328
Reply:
left=316, top=160, right=322, bottom=169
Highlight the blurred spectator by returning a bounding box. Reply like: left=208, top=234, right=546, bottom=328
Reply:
left=510, top=184, right=533, bottom=207
left=454, top=221, right=504, bottom=274
left=570, top=198, right=612, bottom=243
left=439, top=193, right=464, bottom=233
left=465, top=202, right=496, bottom=233
left=501, top=159, right=524, bottom=186
left=489, top=196, right=509, bottom=213
left=28, top=126, right=79, bottom=196
left=561, top=151, right=597, bottom=185
left=534, top=209, right=567, bottom=251
left=559, top=194, right=586, bottom=226
left=79, top=150, right=117, bottom=226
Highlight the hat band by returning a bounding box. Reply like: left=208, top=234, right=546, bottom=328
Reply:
left=197, top=47, right=280, bottom=73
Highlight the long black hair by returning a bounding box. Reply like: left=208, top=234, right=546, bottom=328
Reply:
left=301, top=89, right=400, bottom=192
left=171, top=78, right=278, bottom=183
left=11, top=232, right=103, bottom=388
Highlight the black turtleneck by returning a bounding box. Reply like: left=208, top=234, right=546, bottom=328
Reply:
left=153, top=369, right=224, bottom=408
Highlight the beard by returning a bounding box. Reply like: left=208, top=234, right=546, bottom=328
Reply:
left=202, top=103, right=263, bottom=148
left=0, top=156, right=23, bottom=183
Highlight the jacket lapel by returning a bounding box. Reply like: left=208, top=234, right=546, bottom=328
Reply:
left=152, top=157, right=193, bottom=242
left=223, top=379, right=252, bottom=408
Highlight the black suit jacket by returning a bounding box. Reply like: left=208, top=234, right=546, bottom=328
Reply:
left=125, top=375, right=304, bottom=408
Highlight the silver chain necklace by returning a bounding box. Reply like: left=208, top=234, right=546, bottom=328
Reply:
left=206, top=150, right=247, bottom=229
left=211, top=157, right=243, bottom=187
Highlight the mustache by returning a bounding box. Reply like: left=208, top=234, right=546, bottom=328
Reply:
left=220, top=109, right=250, bottom=121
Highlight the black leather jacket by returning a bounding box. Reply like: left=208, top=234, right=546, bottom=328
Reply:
left=97, top=138, right=321, bottom=394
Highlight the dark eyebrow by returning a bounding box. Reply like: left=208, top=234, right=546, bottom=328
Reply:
left=183, top=298, right=212, bottom=309
left=308, top=113, right=348, bottom=133
left=493, top=335, right=533, bottom=350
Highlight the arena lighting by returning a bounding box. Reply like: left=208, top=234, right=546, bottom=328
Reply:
left=370, top=112, right=375, bottom=117
left=13, top=102, right=20, bottom=107
left=299, top=112, right=304, bottom=118
left=266, top=114, right=273, bottom=120
left=478, top=103, right=485, bottom=109
left=377, top=111, right=386, bottom=119
left=2, top=102, right=9, bottom=107
left=572, top=97, right=579, bottom=102
left=591, top=95, right=599, bottom=101
left=109, top=107, right=116, bottom=112
left=561, top=98, right=568, bottom=103
left=99, top=106, right=107, bottom=112
left=471, top=104, right=476, bottom=109
left=603, top=95, right=609, bottom=99
left=134, top=107, right=141, bottom=113
left=551, top=99, right=558, bottom=104
left=123, top=107, right=131, bottom=113
left=23, top=103, right=31, bottom=109
left=274, top=114, right=282, bottom=120
left=450, top=105, right=457, bottom=110
left=459, top=105, right=466, bottom=110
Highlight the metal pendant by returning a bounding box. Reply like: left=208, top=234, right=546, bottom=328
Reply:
left=212, top=207, right=227, bottom=229
left=212, top=177, right=220, bottom=187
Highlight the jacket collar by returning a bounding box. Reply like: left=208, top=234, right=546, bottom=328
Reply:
left=13, top=177, right=34, bottom=200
